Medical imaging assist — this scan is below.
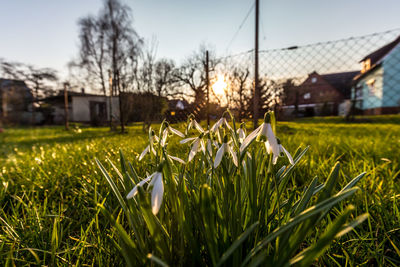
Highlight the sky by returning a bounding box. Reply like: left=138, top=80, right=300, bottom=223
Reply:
left=0, top=0, right=399, bottom=80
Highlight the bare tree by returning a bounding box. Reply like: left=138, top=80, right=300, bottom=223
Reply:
left=1, top=60, right=58, bottom=124
left=154, top=58, right=176, bottom=97
left=228, top=67, right=251, bottom=121
left=75, top=0, right=142, bottom=132
left=173, top=45, right=218, bottom=119
left=77, top=15, right=109, bottom=96
left=1, top=61, right=58, bottom=98
left=104, top=0, right=142, bottom=132
left=260, top=78, right=285, bottom=115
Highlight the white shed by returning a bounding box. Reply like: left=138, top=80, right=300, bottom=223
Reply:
left=71, top=95, right=119, bottom=123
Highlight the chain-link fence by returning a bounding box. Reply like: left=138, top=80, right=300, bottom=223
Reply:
left=166, top=28, right=400, bottom=123
left=210, top=28, right=400, bottom=120
left=4, top=29, right=399, bottom=126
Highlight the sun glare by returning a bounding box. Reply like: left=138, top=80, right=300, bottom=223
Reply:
left=212, top=74, right=227, bottom=95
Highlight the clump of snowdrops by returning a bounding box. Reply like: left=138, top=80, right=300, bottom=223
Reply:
left=96, top=111, right=368, bottom=266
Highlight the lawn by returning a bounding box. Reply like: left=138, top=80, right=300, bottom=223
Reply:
left=0, top=116, right=399, bottom=266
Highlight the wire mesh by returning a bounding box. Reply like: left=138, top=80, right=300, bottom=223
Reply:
left=216, top=28, right=400, bottom=119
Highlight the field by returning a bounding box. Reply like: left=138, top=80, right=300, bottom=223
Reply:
left=1, top=116, right=399, bottom=266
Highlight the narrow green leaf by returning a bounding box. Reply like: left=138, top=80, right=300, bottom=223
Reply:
left=242, top=187, right=359, bottom=266
left=217, top=222, right=259, bottom=266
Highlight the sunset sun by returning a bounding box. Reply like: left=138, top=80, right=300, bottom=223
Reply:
left=212, top=74, right=227, bottom=95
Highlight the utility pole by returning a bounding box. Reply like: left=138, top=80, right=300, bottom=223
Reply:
left=253, top=0, right=260, bottom=129
left=205, top=50, right=210, bottom=127
left=63, top=82, right=69, bottom=130
left=116, top=70, right=125, bottom=133
left=108, top=69, right=113, bottom=131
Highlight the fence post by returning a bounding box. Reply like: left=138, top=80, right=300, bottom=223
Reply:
left=108, top=69, right=113, bottom=131
left=206, top=50, right=210, bottom=127
left=253, top=0, right=260, bottom=129
left=63, top=82, right=69, bottom=131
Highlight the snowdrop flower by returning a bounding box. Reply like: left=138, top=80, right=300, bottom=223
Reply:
left=148, top=172, right=164, bottom=215
left=271, top=138, right=294, bottom=165
left=204, top=132, right=218, bottom=156
left=257, top=119, right=279, bottom=157
left=167, top=124, right=185, bottom=137
left=214, top=135, right=238, bottom=168
left=210, top=116, right=232, bottom=133
left=239, top=112, right=279, bottom=155
left=237, top=123, right=246, bottom=143
left=168, top=154, right=186, bottom=164
left=181, top=133, right=206, bottom=162
left=161, top=123, right=185, bottom=146
left=138, top=145, right=156, bottom=161
left=187, top=117, right=204, bottom=133
left=138, top=130, right=158, bottom=161
left=126, top=163, right=165, bottom=215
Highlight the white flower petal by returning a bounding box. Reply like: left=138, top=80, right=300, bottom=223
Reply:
left=239, top=125, right=262, bottom=154
left=187, top=120, right=193, bottom=130
left=193, top=120, right=204, bottom=133
left=139, top=145, right=150, bottom=161
left=168, top=155, right=186, bottom=164
left=188, top=138, right=200, bottom=162
left=161, top=128, right=168, bottom=146
left=200, top=140, right=206, bottom=154
left=148, top=172, right=161, bottom=187
left=126, top=173, right=154, bottom=199
left=280, top=145, right=294, bottom=165
left=151, top=173, right=164, bottom=215
left=207, top=139, right=213, bottom=155
left=228, top=144, right=238, bottom=167
left=180, top=137, right=196, bottom=144
left=214, top=143, right=226, bottom=168
left=216, top=130, right=222, bottom=144
left=265, top=141, right=272, bottom=154
left=272, top=154, right=279, bottom=165
left=211, top=118, right=224, bottom=132
left=169, top=126, right=185, bottom=137
left=246, top=151, right=252, bottom=159
left=213, top=140, right=219, bottom=147
left=266, top=124, right=279, bottom=156
left=151, top=146, right=157, bottom=156
left=238, top=128, right=246, bottom=142
left=260, top=123, right=268, bottom=137
left=223, top=118, right=233, bottom=131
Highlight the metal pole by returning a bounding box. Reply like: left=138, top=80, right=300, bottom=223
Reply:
left=116, top=70, right=125, bottom=133
left=253, top=0, right=260, bottom=129
left=206, top=50, right=210, bottom=127
left=108, top=69, right=113, bottom=130
left=63, top=82, right=69, bottom=130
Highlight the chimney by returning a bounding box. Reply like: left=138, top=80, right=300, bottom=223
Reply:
left=81, top=88, right=85, bottom=94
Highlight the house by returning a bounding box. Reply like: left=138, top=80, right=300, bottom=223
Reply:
left=352, top=35, right=400, bottom=115
left=0, top=79, right=34, bottom=124
left=44, top=90, right=119, bottom=125
left=281, top=71, right=358, bottom=117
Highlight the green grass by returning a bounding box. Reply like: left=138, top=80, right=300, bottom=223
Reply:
left=0, top=116, right=399, bottom=266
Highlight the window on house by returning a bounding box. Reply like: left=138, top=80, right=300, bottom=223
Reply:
left=361, top=58, right=371, bottom=73
left=304, top=92, right=311, bottom=99
left=366, top=78, right=376, bottom=96
left=311, top=77, right=317, bottom=83
left=355, top=85, right=363, bottom=99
